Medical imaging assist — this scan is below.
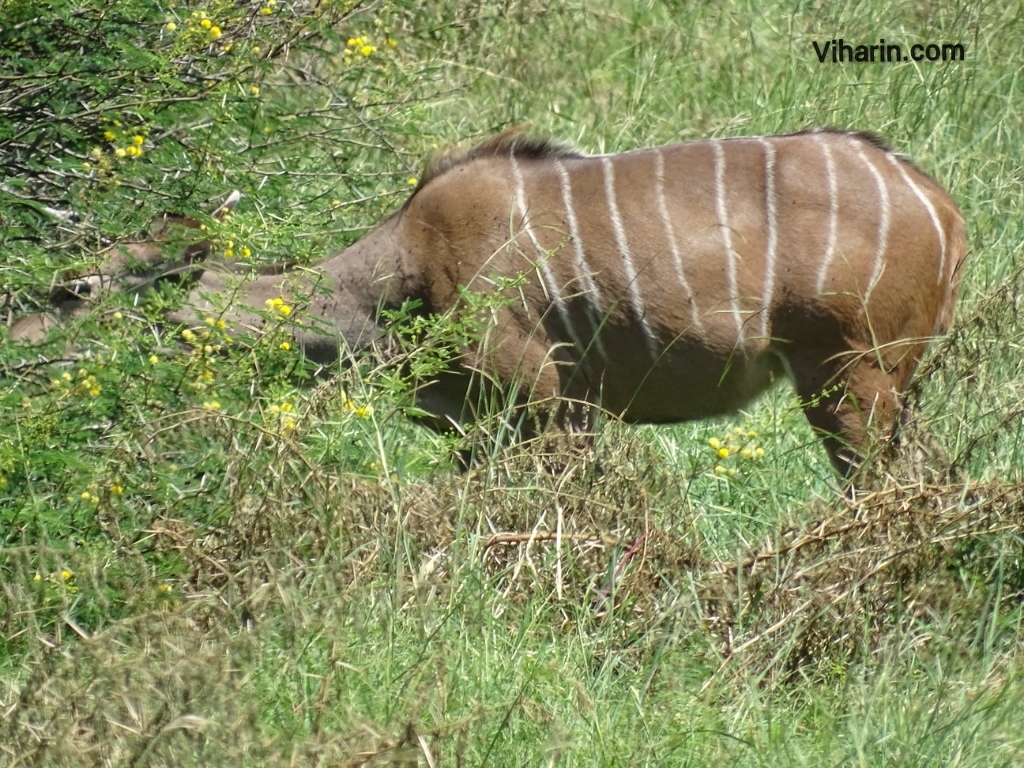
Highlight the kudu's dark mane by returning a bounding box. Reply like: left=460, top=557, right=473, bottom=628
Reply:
left=408, top=129, right=584, bottom=201
left=801, top=126, right=934, bottom=179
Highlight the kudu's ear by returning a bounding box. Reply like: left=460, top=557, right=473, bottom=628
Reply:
left=145, top=190, right=243, bottom=261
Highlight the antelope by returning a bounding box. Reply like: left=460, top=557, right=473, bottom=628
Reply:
left=10, top=128, right=966, bottom=476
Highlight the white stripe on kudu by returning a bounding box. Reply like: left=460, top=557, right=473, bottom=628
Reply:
left=713, top=141, right=745, bottom=347
left=886, top=153, right=947, bottom=285
left=814, top=134, right=840, bottom=296
left=654, top=149, right=705, bottom=335
left=555, top=160, right=608, bottom=359
left=757, top=138, right=778, bottom=341
left=854, top=142, right=891, bottom=306
left=602, top=156, right=658, bottom=357
left=510, top=157, right=586, bottom=353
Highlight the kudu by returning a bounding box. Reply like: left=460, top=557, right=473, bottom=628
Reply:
left=11, top=128, right=966, bottom=476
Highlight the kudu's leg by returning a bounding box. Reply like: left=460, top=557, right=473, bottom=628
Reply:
left=789, top=349, right=903, bottom=478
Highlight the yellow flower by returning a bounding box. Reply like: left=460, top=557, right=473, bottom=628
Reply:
left=727, top=468, right=737, bottom=477
left=89, top=386, right=101, bottom=396
left=408, top=177, right=418, bottom=186
left=91, top=147, right=102, bottom=158
left=181, top=329, right=196, bottom=342
left=282, top=418, right=296, bottom=430
left=716, top=447, right=729, bottom=459
left=754, top=447, right=765, bottom=458
left=224, top=248, right=234, bottom=257
left=61, top=569, right=73, bottom=580
left=714, top=465, right=726, bottom=474
left=166, top=21, right=177, bottom=31
left=148, top=355, right=159, bottom=365
left=200, top=18, right=211, bottom=28
left=747, top=430, right=758, bottom=438
left=347, top=37, right=362, bottom=47
left=0, top=476, right=6, bottom=486
left=202, top=400, right=221, bottom=410
left=280, top=402, right=294, bottom=412
left=241, top=247, right=251, bottom=258
left=260, top=6, right=271, bottom=14
left=125, top=145, right=142, bottom=157
left=360, top=44, right=376, bottom=56
left=740, top=448, right=753, bottom=459
left=209, top=26, right=221, bottom=39
left=204, top=316, right=216, bottom=326
left=386, top=38, right=397, bottom=47
left=111, top=484, right=124, bottom=495
left=250, top=86, right=260, bottom=96
left=157, top=583, right=173, bottom=593
left=331, top=199, right=341, bottom=207
left=278, top=304, right=292, bottom=316
left=113, top=311, right=123, bottom=320
left=80, top=491, right=91, bottom=500
left=708, top=437, right=720, bottom=450
left=133, top=135, right=144, bottom=146
left=279, top=341, right=291, bottom=351
left=104, top=130, right=116, bottom=141
left=114, top=147, right=126, bottom=158
left=355, top=405, right=373, bottom=418
left=216, top=319, right=226, bottom=329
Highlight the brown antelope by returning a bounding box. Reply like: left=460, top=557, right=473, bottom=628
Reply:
left=11, top=128, right=966, bottom=476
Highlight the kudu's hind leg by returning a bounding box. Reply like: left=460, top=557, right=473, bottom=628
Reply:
left=789, top=350, right=902, bottom=478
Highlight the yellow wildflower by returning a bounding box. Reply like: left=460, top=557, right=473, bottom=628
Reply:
left=148, top=355, right=159, bottom=365
left=278, top=304, right=292, bottom=316
left=200, top=18, right=211, bottom=28
left=740, top=448, right=753, bottom=459
left=114, top=147, right=126, bottom=158
left=260, top=6, right=271, bottom=14
left=202, top=400, right=221, bottom=410
left=280, top=341, right=291, bottom=351
left=408, top=177, right=418, bottom=186
left=747, top=430, right=758, bottom=438
left=157, top=583, right=173, bottom=593
left=61, top=569, right=73, bottom=580
left=714, top=465, right=726, bottom=474
left=209, top=26, right=221, bottom=39
left=126, top=145, right=142, bottom=157
left=166, top=21, right=177, bottom=31
left=708, top=437, right=720, bottom=450
left=716, top=447, right=729, bottom=459
left=104, top=130, right=116, bottom=141
left=111, top=484, right=124, bottom=495
left=754, top=447, right=765, bottom=458
left=216, top=319, right=226, bottom=329
left=132, top=135, right=144, bottom=146
left=360, top=44, right=376, bottom=56
left=113, top=311, right=123, bottom=320
left=250, top=86, right=260, bottom=96
left=241, top=247, right=251, bottom=258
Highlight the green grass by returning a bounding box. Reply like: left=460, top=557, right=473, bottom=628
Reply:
left=3, top=0, right=1024, bottom=764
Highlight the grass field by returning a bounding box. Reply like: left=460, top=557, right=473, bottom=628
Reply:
left=2, top=0, right=1024, bottom=764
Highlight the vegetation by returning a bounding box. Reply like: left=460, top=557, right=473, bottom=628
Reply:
left=2, top=0, right=1023, bottom=763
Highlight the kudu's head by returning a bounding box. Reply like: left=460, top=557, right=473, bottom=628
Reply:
left=8, top=192, right=241, bottom=343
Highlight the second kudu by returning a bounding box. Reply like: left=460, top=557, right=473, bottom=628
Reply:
left=12, top=128, right=966, bottom=476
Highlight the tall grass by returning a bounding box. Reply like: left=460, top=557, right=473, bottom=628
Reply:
left=2, top=0, right=1024, bottom=764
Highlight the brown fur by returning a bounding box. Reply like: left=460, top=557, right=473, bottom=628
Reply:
left=11, top=130, right=967, bottom=477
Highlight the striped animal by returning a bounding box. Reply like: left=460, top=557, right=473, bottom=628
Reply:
left=14, top=128, right=967, bottom=475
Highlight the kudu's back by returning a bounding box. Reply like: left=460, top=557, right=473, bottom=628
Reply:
left=399, top=129, right=965, bottom=475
